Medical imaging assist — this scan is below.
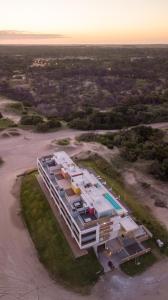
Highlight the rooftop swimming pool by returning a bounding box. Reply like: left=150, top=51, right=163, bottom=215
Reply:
left=104, top=193, right=122, bottom=211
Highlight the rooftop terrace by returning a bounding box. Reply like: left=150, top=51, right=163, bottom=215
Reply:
left=38, top=152, right=128, bottom=230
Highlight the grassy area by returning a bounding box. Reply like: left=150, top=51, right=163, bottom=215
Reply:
left=57, top=138, right=70, bottom=146
left=79, top=156, right=168, bottom=255
left=120, top=252, right=157, bottom=276
left=20, top=173, right=102, bottom=293
left=0, top=118, right=16, bottom=130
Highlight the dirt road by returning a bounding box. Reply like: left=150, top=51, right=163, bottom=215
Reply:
left=0, top=128, right=168, bottom=300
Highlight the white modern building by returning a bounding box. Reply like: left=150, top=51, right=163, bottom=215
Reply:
left=37, top=151, right=150, bottom=257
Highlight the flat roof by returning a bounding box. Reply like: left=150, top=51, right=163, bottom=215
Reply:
left=120, top=216, right=138, bottom=232
left=54, top=151, right=82, bottom=177
left=54, top=152, right=127, bottom=216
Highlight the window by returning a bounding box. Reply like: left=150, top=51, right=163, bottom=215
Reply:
left=81, top=238, right=96, bottom=246
left=73, top=222, right=80, bottom=234
left=81, top=230, right=96, bottom=238
left=73, top=229, right=79, bottom=241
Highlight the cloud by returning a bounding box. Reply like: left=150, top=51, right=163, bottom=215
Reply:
left=0, top=30, right=66, bottom=40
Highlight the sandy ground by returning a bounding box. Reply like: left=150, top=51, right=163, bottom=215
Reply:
left=123, top=167, right=168, bottom=230
left=95, top=259, right=168, bottom=300
left=0, top=128, right=168, bottom=300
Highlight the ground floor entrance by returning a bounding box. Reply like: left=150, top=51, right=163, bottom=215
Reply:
left=97, top=243, right=106, bottom=252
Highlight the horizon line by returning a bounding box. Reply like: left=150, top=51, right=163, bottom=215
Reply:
left=0, top=43, right=168, bottom=47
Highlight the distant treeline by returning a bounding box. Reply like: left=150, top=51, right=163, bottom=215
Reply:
left=1, top=44, right=168, bottom=58
left=69, top=99, right=168, bottom=130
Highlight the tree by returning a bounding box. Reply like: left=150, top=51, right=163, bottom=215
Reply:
left=150, top=159, right=168, bottom=181
left=160, top=159, right=168, bottom=180
left=47, top=118, right=61, bottom=129
left=69, top=118, right=90, bottom=130
left=36, top=122, right=49, bottom=132
left=20, top=115, right=43, bottom=126
left=120, top=147, right=138, bottom=162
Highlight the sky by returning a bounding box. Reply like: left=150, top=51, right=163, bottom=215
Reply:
left=0, top=0, right=168, bottom=44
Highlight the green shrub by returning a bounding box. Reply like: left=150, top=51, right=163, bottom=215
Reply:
left=57, top=138, right=70, bottom=146
left=7, top=102, right=23, bottom=112
left=151, top=159, right=168, bottom=181
left=69, top=118, right=90, bottom=130
left=35, top=122, right=49, bottom=132
left=0, top=118, right=15, bottom=130
left=47, top=118, right=61, bottom=129
left=20, top=115, right=43, bottom=126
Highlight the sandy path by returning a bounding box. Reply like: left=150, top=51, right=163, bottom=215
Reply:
left=123, top=168, right=168, bottom=230
left=0, top=128, right=168, bottom=300
left=95, top=258, right=168, bottom=300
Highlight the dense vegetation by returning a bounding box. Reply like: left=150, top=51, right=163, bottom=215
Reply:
left=6, top=101, right=24, bottom=113
left=79, top=156, right=168, bottom=254
left=0, top=45, right=168, bottom=128
left=20, top=114, right=44, bottom=126
left=77, top=126, right=168, bottom=181
left=20, top=114, right=61, bottom=132
left=69, top=100, right=168, bottom=130
left=20, top=172, right=101, bottom=293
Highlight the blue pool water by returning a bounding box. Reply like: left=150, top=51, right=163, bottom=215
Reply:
left=104, top=193, right=122, bottom=210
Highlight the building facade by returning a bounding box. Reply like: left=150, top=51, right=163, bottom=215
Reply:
left=37, top=151, right=150, bottom=254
